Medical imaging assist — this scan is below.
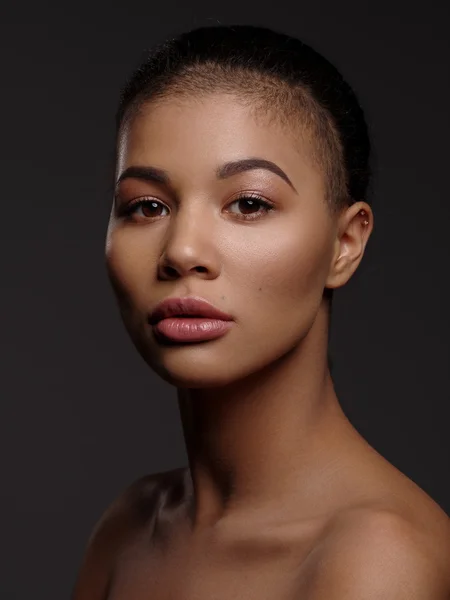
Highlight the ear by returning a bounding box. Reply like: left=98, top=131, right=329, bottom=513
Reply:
left=326, top=202, right=373, bottom=290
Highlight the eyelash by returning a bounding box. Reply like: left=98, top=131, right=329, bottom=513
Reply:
left=119, top=193, right=275, bottom=222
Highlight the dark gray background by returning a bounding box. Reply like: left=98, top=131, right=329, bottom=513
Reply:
left=1, top=1, right=449, bottom=598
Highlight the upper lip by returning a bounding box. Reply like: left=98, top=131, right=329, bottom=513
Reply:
left=149, top=296, right=234, bottom=325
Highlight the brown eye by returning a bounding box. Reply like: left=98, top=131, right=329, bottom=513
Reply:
left=121, top=198, right=169, bottom=220
left=227, top=194, right=274, bottom=220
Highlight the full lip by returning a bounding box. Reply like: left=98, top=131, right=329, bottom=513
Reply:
left=149, top=296, right=234, bottom=325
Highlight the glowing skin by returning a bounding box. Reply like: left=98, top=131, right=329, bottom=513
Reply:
left=107, top=94, right=344, bottom=388
left=73, top=93, right=450, bottom=600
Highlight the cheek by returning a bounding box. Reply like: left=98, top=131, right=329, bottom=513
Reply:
left=227, top=221, right=331, bottom=334
left=234, top=220, right=330, bottom=297
left=105, top=228, right=157, bottom=313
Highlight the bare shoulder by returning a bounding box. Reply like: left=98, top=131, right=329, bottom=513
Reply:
left=71, top=466, right=189, bottom=600
left=304, top=506, right=450, bottom=599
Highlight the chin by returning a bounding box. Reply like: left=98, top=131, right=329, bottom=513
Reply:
left=147, top=352, right=249, bottom=389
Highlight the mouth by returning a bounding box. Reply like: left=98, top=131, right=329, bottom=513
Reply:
left=149, top=296, right=234, bottom=325
left=149, top=296, right=234, bottom=343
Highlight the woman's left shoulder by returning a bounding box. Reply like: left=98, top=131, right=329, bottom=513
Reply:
left=310, top=506, right=450, bottom=599
left=331, top=503, right=450, bottom=556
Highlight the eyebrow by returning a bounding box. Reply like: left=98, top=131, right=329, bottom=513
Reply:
left=115, top=157, right=297, bottom=192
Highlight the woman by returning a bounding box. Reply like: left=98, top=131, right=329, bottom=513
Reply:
left=73, top=24, right=450, bottom=599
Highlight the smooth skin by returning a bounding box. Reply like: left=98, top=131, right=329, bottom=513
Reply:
left=73, top=92, right=450, bottom=599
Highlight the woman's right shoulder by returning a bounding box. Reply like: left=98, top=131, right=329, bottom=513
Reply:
left=71, top=466, right=190, bottom=600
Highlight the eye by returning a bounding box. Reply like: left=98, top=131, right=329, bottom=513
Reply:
left=119, top=198, right=169, bottom=220
left=226, top=193, right=274, bottom=221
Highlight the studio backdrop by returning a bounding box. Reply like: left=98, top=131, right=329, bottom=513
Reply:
left=1, top=1, right=449, bottom=599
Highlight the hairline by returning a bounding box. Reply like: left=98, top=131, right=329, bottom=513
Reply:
left=116, top=66, right=350, bottom=216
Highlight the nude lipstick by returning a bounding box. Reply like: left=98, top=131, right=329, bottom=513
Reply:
left=149, top=296, right=234, bottom=343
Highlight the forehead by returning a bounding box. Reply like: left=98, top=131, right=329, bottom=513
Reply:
left=116, top=93, right=323, bottom=191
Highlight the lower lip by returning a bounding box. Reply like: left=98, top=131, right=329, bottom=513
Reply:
left=153, top=317, right=233, bottom=343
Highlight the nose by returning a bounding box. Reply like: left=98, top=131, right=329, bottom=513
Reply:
left=157, top=206, right=221, bottom=281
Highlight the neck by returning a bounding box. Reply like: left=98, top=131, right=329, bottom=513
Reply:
left=177, top=303, right=354, bottom=529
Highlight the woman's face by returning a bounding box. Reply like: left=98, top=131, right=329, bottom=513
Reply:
left=106, top=92, right=338, bottom=387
